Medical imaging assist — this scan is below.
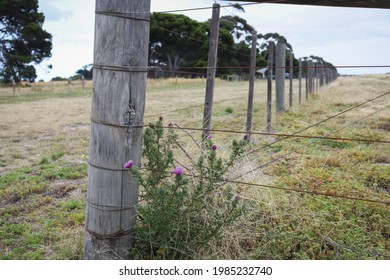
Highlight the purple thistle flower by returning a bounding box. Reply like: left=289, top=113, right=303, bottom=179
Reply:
left=123, top=160, right=134, bottom=169
left=168, top=122, right=173, bottom=127
left=243, top=134, right=249, bottom=140
left=159, top=116, right=163, bottom=121
left=207, top=134, right=213, bottom=139
left=173, top=167, right=183, bottom=176
left=211, top=144, right=217, bottom=150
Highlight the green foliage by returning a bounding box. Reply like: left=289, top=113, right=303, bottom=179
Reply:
left=130, top=119, right=247, bottom=259
left=224, top=106, right=234, bottom=114
left=149, top=13, right=267, bottom=78
left=0, top=0, right=52, bottom=83
left=75, top=64, right=93, bottom=80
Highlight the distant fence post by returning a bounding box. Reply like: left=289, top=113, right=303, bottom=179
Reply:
left=298, top=58, right=302, bottom=105
left=307, top=60, right=313, bottom=95
left=267, top=41, right=275, bottom=132
left=289, top=51, right=293, bottom=108
left=246, top=30, right=257, bottom=141
left=202, top=3, right=220, bottom=142
left=82, top=75, right=85, bottom=91
left=315, top=63, right=319, bottom=92
left=12, top=79, right=16, bottom=94
left=275, top=41, right=286, bottom=113
left=319, top=63, right=324, bottom=88
left=305, top=60, right=308, bottom=100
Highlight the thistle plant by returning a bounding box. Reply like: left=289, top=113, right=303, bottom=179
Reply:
left=125, top=118, right=247, bottom=259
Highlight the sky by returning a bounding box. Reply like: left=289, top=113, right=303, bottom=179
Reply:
left=36, top=0, right=390, bottom=81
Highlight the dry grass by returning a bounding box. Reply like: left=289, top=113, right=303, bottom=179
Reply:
left=1, top=75, right=389, bottom=259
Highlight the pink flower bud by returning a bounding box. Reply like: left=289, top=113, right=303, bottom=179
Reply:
left=173, top=167, right=183, bottom=176
left=123, top=160, right=134, bottom=169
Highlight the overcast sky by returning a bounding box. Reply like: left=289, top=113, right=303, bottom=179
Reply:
left=36, top=0, right=390, bottom=81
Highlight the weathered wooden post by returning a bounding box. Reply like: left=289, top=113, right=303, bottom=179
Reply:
left=289, top=51, right=293, bottom=108
left=275, top=41, right=286, bottom=113
left=305, top=60, right=308, bottom=100
left=12, top=78, right=16, bottom=94
left=202, top=3, right=220, bottom=142
left=267, top=41, right=274, bottom=132
left=315, top=63, right=319, bottom=92
left=307, top=60, right=313, bottom=94
left=246, top=30, right=257, bottom=140
left=84, top=0, right=151, bottom=260
left=298, top=58, right=302, bottom=105
left=82, top=75, right=85, bottom=92
left=319, top=63, right=324, bottom=88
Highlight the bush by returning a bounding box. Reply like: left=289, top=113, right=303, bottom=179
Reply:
left=126, top=118, right=247, bottom=259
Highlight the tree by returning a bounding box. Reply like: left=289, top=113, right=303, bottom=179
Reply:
left=0, top=0, right=52, bottom=83
left=76, top=64, right=93, bottom=80
left=149, top=13, right=209, bottom=77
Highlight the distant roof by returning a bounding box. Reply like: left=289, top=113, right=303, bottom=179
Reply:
left=224, top=1, right=390, bottom=9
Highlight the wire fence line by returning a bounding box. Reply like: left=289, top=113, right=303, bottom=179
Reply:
left=229, top=103, right=390, bottom=181
left=133, top=96, right=390, bottom=207
left=132, top=2, right=390, bottom=260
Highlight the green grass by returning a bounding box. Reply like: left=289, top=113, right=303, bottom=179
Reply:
left=0, top=91, right=91, bottom=105
left=1, top=76, right=389, bottom=259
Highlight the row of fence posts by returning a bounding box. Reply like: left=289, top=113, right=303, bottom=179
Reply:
left=7, top=76, right=87, bottom=94
left=201, top=3, right=338, bottom=143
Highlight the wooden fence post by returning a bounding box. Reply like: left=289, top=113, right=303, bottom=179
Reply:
left=267, top=41, right=275, bottom=132
left=202, top=3, right=220, bottom=142
left=319, top=63, right=324, bottom=88
left=305, top=60, right=308, bottom=100
left=84, top=0, right=151, bottom=260
left=275, top=41, right=286, bottom=113
left=246, top=30, right=257, bottom=140
left=307, top=60, right=313, bottom=95
left=289, top=51, right=293, bottom=108
left=12, top=79, right=16, bottom=94
left=82, top=75, right=85, bottom=92
left=298, top=58, right=302, bottom=105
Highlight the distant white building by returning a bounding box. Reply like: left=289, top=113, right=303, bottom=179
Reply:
left=256, top=68, right=290, bottom=79
left=256, top=68, right=268, bottom=79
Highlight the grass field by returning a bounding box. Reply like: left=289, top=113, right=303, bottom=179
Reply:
left=0, top=75, right=389, bottom=259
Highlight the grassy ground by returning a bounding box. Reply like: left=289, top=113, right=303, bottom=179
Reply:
left=0, top=76, right=389, bottom=259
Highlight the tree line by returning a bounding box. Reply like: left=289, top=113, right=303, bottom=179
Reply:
left=0, top=1, right=335, bottom=83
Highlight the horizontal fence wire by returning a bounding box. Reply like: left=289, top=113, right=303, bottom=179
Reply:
left=231, top=103, right=390, bottom=181
left=134, top=164, right=389, bottom=206
left=144, top=90, right=390, bottom=146
left=239, top=90, right=390, bottom=159
left=147, top=125, right=390, bottom=145
left=151, top=65, right=390, bottom=70
left=145, top=96, right=245, bottom=118
left=154, top=1, right=287, bottom=14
